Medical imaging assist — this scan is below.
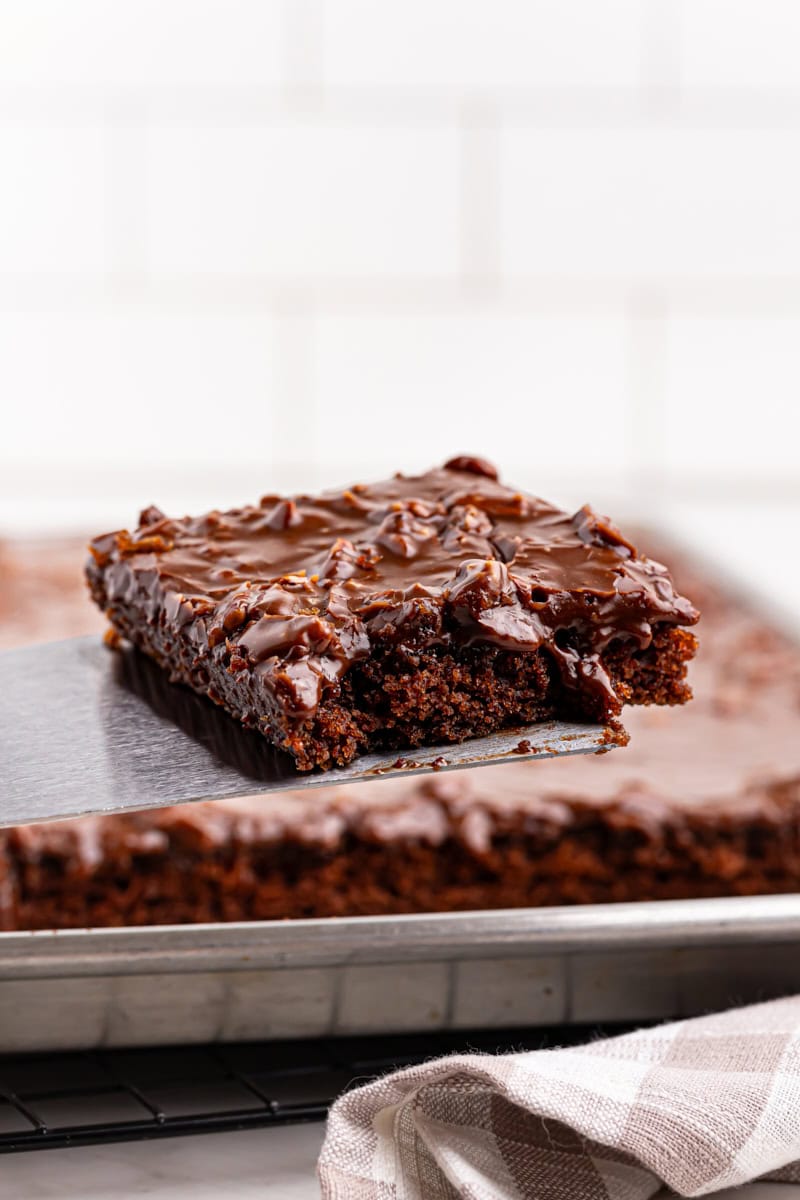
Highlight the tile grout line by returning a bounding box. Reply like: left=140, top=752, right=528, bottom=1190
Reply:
left=281, top=0, right=325, bottom=109
left=102, top=97, right=149, bottom=298
left=624, top=290, right=670, bottom=517
left=457, top=98, right=502, bottom=295
left=271, top=304, right=318, bottom=480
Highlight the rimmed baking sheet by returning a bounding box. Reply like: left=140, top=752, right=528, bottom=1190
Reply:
left=1, top=894, right=799, bottom=978
left=1, top=896, right=798, bottom=1051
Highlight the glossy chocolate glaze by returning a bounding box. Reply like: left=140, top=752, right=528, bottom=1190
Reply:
left=86, top=459, right=698, bottom=733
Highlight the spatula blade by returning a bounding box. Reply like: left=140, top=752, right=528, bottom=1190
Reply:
left=0, top=637, right=618, bottom=828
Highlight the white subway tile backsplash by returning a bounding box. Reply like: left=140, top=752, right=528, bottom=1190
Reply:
left=0, top=124, right=106, bottom=273
left=1, top=1, right=798, bottom=530
left=323, top=0, right=643, bottom=89
left=145, top=122, right=460, bottom=278
left=0, top=308, right=276, bottom=464
left=682, top=0, right=800, bottom=89
left=663, top=315, right=800, bottom=474
left=313, top=312, right=630, bottom=480
left=501, top=128, right=800, bottom=280
left=0, top=1, right=282, bottom=89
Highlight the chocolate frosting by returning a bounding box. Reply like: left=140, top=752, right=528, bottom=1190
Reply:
left=87, top=459, right=698, bottom=728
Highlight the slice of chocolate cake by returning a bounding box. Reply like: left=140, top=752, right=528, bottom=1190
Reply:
left=85, top=458, right=698, bottom=771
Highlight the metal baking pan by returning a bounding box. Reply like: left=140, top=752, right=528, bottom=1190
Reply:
left=1, top=895, right=799, bottom=1052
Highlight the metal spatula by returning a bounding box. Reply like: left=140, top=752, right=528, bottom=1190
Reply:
left=0, top=637, right=617, bottom=828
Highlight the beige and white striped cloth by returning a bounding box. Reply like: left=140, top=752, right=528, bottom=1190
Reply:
left=318, top=995, right=800, bottom=1199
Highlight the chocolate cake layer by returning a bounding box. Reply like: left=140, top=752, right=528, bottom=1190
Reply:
left=0, top=535, right=798, bottom=929
left=86, top=459, right=698, bottom=769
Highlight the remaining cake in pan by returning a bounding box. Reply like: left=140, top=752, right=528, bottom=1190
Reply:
left=85, top=458, right=698, bottom=770
left=0, top=538, right=103, bottom=650
left=1, top=537, right=799, bottom=930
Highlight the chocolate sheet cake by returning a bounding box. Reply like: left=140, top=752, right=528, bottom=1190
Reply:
left=1, top=531, right=799, bottom=929
left=85, top=459, right=698, bottom=770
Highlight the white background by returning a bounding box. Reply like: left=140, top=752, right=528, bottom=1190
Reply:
left=1, top=0, right=799, bottom=561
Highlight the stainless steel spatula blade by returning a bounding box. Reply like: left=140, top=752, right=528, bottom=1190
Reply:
left=0, top=637, right=618, bottom=828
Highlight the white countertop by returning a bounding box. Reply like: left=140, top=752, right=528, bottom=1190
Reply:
left=0, top=1123, right=323, bottom=1200
left=1, top=1123, right=799, bottom=1200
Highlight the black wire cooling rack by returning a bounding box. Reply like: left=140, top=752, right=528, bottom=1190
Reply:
left=0, top=1024, right=627, bottom=1153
